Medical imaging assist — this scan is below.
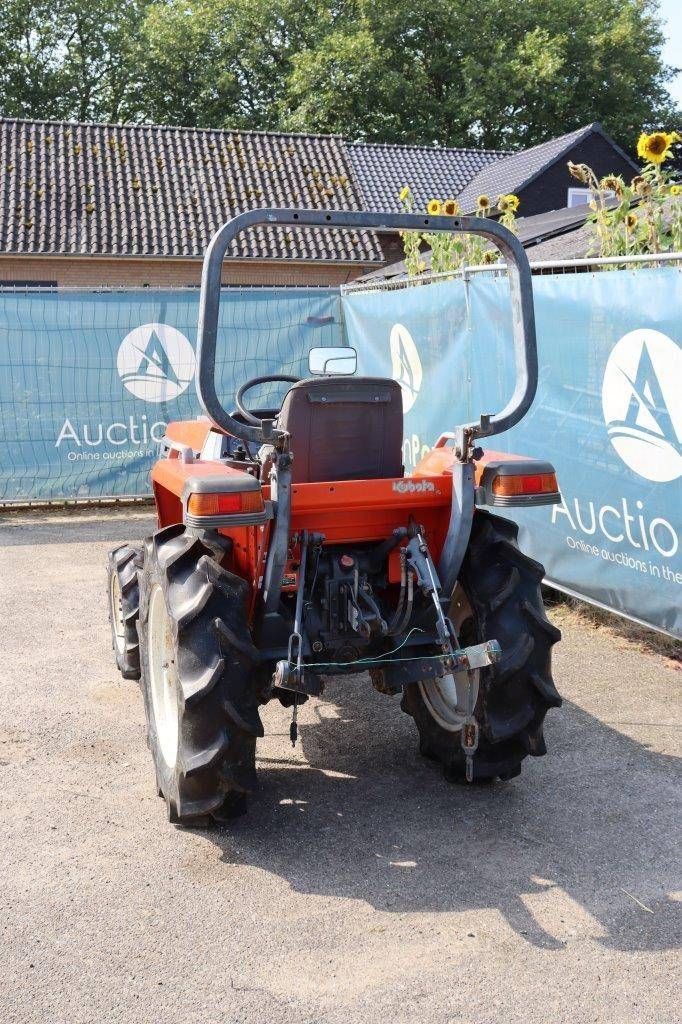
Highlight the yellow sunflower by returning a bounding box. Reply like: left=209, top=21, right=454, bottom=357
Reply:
left=636, top=131, right=678, bottom=165
left=625, top=212, right=638, bottom=229
left=476, top=194, right=491, bottom=211
left=443, top=198, right=460, bottom=216
left=670, top=184, right=682, bottom=196
left=399, top=185, right=411, bottom=202
left=498, top=193, right=520, bottom=213
left=427, top=198, right=442, bottom=215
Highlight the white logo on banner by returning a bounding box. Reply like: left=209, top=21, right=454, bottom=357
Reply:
left=389, top=323, right=423, bottom=412
left=602, top=328, right=681, bottom=483
left=117, top=323, right=196, bottom=402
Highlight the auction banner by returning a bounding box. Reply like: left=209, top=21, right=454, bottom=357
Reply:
left=0, top=286, right=342, bottom=502
left=342, top=267, right=681, bottom=637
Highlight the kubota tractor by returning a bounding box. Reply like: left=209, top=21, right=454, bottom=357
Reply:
left=107, top=209, right=562, bottom=826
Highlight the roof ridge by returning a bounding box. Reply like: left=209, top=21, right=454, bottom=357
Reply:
left=347, top=139, right=511, bottom=156
left=491, top=123, right=598, bottom=163
left=0, top=116, right=344, bottom=142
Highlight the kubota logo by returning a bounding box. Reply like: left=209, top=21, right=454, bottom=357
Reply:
left=602, top=328, right=681, bottom=483
left=389, top=323, right=423, bottom=412
left=117, top=323, right=196, bottom=402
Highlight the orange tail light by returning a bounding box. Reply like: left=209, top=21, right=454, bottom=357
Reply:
left=492, top=472, right=559, bottom=498
left=187, top=489, right=264, bottom=517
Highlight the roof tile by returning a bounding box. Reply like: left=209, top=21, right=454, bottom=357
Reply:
left=0, top=118, right=381, bottom=263
left=346, top=140, right=509, bottom=213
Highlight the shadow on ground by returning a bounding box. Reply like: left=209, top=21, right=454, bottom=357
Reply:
left=201, top=675, right=680, bottom=953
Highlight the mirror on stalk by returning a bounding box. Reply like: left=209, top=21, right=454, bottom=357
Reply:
left=308, top=346, right=357, bottom=376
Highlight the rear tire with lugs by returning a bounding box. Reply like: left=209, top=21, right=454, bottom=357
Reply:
left=402, top=510, right=562, bottom=782
left=107, top=544, right=141, bottom=680
left=138, top=524, right=262, bottom=826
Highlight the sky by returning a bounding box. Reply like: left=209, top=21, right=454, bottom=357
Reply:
left=658, top=0, right=682, bottom=107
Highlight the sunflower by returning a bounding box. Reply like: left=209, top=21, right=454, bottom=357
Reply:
left=631, top=174, right=652, bottom=197
left=671, top=184, right=682, bottom=196
left=497, top=193, right=520, bottom=213
left=476, top=194, right=491, bottom=211
left=636, top=131, right=678, bottom=165
left=399, top=185, right=411, bottom=202
left=600, top=175, right=624, bottom=199
left=427, top=198, right=442, bottom=215
left=568, top=161, right=589, bottom=184
left=482, top=250, right=498, bottom=264
left=625, top=212, right=638, bottom=229
left=443, top=198, right=460, bottom=216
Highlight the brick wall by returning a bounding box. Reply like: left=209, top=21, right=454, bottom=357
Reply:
left=0, top=255, right=372, bottom=289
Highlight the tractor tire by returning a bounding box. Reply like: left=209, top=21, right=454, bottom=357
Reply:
left=107, top=544, right=141, bottom=680
left=137, top=524, right=262, bottom=826
left=402, top=510, right=562, bottom=783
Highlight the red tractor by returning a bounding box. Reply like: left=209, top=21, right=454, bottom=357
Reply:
left=107, top=209, right=562, bottom=826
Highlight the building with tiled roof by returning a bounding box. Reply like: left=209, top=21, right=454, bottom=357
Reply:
left=0, top=118, right=382, bottom=288
left=345, top=141, right=508, bottom=213
left=0, top=118, right=640, bottom=288
left=456, top=123, right=639, bottom=216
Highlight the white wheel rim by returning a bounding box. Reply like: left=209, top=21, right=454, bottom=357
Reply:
left=110, top=572, right=126, bottom=657
left=148, top=584, right=179, bottom=769
left=419, top=582, right=480, bottom=732
left=419, top=669, right=479, bottom=733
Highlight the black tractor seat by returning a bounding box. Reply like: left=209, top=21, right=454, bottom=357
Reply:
left=276, top=376, right=404, bottom=484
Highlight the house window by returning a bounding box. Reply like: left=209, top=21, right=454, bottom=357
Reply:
left=567, top=187, right=614, bottom=208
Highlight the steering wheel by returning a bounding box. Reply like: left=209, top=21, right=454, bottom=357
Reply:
left=235, top=374, right=300, bottom=426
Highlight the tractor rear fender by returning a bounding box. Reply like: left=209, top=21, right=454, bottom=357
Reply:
left=414, top=444, right=559, bottom=596
left=414, top=443, right=561, bottom=507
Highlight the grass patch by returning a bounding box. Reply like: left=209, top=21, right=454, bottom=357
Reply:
left=544, top=588, right=681, bottom=665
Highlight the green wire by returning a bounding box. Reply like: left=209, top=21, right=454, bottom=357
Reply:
left=294, top=627, right=454, bottom=670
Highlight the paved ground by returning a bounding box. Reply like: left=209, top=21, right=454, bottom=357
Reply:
left=0, top=508, right=679, bottom=1024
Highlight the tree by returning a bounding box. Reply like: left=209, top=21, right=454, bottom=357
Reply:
left=0, top=0, right=678, bottom=153
left=0, top=0, right=150, bottom=123
left=284, top=0, right=680, bottom=149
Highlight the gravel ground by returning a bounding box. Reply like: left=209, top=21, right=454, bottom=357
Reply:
left=0, top=508, right=679, bottom=1024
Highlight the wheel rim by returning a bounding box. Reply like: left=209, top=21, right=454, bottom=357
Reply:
left=148, top=584, right=179, bottom=769
left=419, top=582, right=480, bottom=733
left=110, top=572, right=126, bottom=657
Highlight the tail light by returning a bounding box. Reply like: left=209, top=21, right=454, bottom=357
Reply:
left=476, top=459, right=561, bottom=507
left=492, top=472, right=559, bottom=498
left=182, top=473, right=270, bottom=527
left=187, top=490, right=264, bottom=517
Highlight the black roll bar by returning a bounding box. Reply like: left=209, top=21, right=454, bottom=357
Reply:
left=196, top=208, right=538, bottom=445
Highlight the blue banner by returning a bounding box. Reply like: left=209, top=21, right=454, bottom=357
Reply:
left=0, top=287, right=342, bottom=502
left=342, top=268, right=682, bottom=637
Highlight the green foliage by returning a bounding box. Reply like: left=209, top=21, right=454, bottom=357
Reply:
left=0, top=1, right=149, bottom=121
left=398, top=191, right=520, bottom=277
left=568, top=132, right=682, bottom=259
left=0, top=0, right=679, bottom=154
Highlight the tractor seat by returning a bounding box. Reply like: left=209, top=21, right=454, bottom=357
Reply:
left=276, top=376, right=404, bottom=484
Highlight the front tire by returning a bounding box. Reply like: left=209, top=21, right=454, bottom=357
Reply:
left=402, top=511, right=562, bottom=782
left=138, top=525, right=262, bottom=826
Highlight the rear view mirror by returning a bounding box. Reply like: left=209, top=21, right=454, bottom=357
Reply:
left=308, top=346, right=357, bottom=376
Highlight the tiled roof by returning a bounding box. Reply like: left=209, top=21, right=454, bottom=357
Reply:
left=456, top=123, right=637, bottom=213
left=346, top=141, right=509, bottom=212
left=0, top=118, right=382, bottom=263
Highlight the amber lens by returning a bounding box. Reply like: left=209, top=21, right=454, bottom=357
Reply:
left=187, top=489, right=264, bottom=517
left=492, top=472, right=558, bottom=497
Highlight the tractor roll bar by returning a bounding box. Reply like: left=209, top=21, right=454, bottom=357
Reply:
left=196, top=208, right=538, bottom=446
